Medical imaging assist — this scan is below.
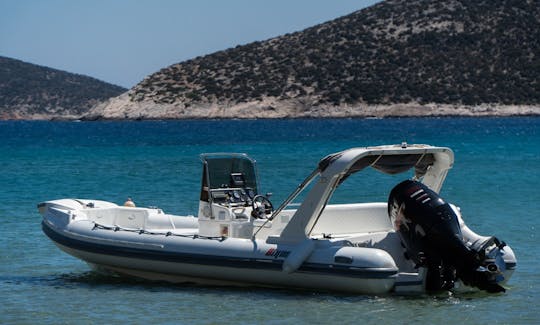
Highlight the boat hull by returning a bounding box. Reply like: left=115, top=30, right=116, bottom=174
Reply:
left=42, top=221, right=398, bottom=294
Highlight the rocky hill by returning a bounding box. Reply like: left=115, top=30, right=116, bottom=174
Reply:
left=89, top=0, right=540, bottom=119
left=0, top=56, right=126, bottom=120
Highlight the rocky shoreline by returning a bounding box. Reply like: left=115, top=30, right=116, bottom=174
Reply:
left=3, top=93, right=539, bottom=120
left=80, top=93, right=540, bottom=120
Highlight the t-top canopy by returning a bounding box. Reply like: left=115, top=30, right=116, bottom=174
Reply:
left=318, top=144, right=452, bottom=183
left=319, top=151, right=436, bottom=177
left=277, top=144, right=454, bottom=242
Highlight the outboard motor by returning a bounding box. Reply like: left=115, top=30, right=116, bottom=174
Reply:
left=388, top=180, right=507, bottom=293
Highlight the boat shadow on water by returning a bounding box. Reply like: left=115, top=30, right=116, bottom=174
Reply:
left=2, top=270, right=509, bottom=303
left=1, top=271, right=145, bottom=289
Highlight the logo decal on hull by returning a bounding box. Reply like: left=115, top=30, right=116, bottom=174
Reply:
left=265, top=248, right=290, bottom=259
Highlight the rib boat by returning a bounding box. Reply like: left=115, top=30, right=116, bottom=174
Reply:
left=38, top=144, right=516, bottom=294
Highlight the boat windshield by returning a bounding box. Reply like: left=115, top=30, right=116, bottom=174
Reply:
left=200, top=154, right=258, bottom=193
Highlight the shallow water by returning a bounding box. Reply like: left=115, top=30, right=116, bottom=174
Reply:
left=1, top=118, right=539, bottom=323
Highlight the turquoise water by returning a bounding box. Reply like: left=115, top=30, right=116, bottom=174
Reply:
left=1, top=118, right=539, bottom=324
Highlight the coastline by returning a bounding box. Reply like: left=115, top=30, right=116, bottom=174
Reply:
left=83, top=94, right=540, bottom=120
left=83, top=103, right=540, bottom=120
left=2, top=94, right=539, bottom=121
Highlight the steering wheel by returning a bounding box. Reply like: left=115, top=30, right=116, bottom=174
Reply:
left=251, top=195, right=274, bottom=219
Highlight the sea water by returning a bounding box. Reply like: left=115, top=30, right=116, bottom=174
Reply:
left=0, top=118, right=538, bottom=324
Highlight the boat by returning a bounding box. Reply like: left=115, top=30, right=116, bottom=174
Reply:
left=38, top=144, right=516, bottom=294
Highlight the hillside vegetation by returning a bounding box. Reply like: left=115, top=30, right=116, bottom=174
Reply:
left=0, top=56, right=126, bottom=119
left=114, top=0, right=540, bottom=118
left=3, top=0, right=539, bottom=120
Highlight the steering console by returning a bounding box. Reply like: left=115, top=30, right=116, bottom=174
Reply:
left=251, top=195, right=274, bottom=219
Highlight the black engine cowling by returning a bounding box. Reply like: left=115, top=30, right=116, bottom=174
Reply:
left=388, top=180, right=505, bottom=293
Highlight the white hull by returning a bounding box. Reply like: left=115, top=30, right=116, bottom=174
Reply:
left=43, top=219, right=398, bottom=294
left=62, top=245, right=396, bottom=294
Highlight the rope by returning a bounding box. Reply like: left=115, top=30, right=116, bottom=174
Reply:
left=91, top=223, right=226, bottom=242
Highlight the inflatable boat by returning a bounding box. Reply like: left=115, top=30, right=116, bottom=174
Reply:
left=38, top=144, right=516, bottom=294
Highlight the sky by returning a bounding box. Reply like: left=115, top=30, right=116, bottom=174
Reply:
left=1, top=0, right=381, bottom=89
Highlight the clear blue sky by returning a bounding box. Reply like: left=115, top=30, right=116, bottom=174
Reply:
left=1, top=0, right=380, bottom=88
